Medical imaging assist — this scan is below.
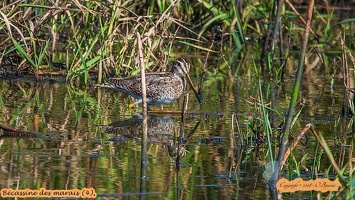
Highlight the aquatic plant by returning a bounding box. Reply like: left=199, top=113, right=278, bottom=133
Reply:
left=1, top=1, right=355, bottom=198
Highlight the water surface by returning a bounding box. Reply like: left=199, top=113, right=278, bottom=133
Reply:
left=0, top=66, right=350, bottom=199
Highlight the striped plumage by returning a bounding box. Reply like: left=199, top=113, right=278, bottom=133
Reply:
left=99, top=58, right=190, bottom=104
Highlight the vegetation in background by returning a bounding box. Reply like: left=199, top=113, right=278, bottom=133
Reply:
left=1, top=0, right=355, bottom=197
left=1, top=0, right=353, bottom=81
left=1, top=0, right=247, bottom=82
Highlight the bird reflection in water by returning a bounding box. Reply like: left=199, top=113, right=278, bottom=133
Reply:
left=101, top=114, right=187, bottom=159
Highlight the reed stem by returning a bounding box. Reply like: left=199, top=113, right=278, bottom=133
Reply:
left=136, top=32, right=147, bottom=116
left=270, top=0, right=315, bottom=190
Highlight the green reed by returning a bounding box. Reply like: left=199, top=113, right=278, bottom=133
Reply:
left=1, top=0, right=354, bottom=167
left=1, top=0, right=354, bottom=84
left=0, top=0, right=250, bottom=81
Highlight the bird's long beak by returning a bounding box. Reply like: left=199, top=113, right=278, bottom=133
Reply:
left=184, top=72, right=202, bottom=104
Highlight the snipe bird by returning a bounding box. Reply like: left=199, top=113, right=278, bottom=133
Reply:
left=98, top=58, right=200, bottom=105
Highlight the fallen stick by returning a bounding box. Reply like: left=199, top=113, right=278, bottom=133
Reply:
left=0, top=124, right=36, bottom=137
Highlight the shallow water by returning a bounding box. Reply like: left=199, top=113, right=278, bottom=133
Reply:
left=0, top=66, right=352, bottom=199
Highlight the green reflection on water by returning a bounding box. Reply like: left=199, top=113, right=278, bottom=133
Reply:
left=0, top=55, right=352, bottom=199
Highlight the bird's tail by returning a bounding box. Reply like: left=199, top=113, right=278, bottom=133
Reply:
left=94, top=82, right=119, bottom=90
left=94, top=83, right=110, bottom=88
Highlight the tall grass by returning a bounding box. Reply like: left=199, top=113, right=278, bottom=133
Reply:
left=0, top=0, right=269, bottom=82
left=0, top=0, right=353, bottom=82
left=1, top=1, right=355, bottom=193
